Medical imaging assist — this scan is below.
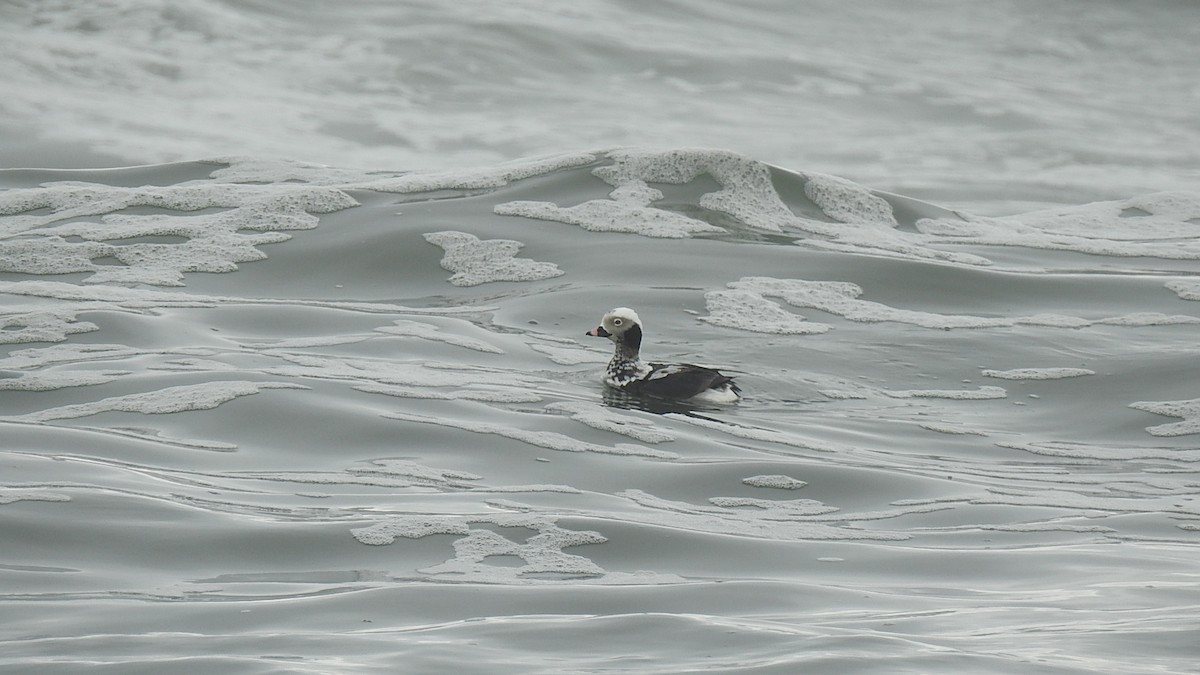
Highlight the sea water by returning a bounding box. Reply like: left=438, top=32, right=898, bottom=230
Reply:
left=2, top=2, right=1199, bottom=674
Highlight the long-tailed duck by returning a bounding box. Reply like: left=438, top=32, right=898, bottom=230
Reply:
left=586, top=307, right=741, bottom=403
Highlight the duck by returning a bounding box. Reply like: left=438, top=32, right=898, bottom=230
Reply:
left=585, top=307, right=741, bottom=403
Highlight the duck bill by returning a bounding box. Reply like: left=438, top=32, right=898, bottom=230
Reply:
left=586, top=326, right=611, bottom=338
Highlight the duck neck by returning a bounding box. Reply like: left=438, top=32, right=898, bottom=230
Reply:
left=604, top=323, right=645, bottom=383
left=607, top=344, right=644, bottom=385
left=614, top=323, right=643, bottom=365
left=611, top=343, right=642, bottom=368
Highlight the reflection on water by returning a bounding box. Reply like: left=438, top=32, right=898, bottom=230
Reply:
left=600, top=386, right=732, bottom=418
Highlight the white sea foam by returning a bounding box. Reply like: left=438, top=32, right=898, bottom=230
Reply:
left=804, top=172, right=898, bottom=227
left=352, top=459, right=483, bottom=484
left=726, top=276, right=1007, bottom=329
left=796, top=173, right=995, bottom=265
left=418, top=520, right=608, bottom=581
left=383, top=411, right=680, bottom=460
left=0, top=279, right=493, bottom=315
left=152, top=357, right=235, bottom=373
left=1016, top=314, right=1093, bottom=328
left=352, top=513, right=639, bottom=584
left=0, top=344, right=146, bottom=370
left=708, top=496, right=837, bottom=516
left=355, top=383, right=542, bottom=403
left=618, top=489, right=909, bottom=541
left=714, top=276, right=1200, bottom=331
left=980, top=523, right=1117, bottom=534
left=267, top=353, right=541, bottom=390
left=981, top=368, right=1095, bottom=381
left=886, top=386, right=1008, bottom=400
left=998, top=441, right=1200, bottom=463
left=476, top=484, right=583, bottom=494
left=700, top=289, right=830, bottom=334
left=207, top=154, right=598, bottom=189
left=802, top=230, right=996, bottom=267
left=970, top=488, right=1190, bottom=515
left=374, top=319, right=504, bottom=354
left=495, top=148, right=990, bottom=266
left=1166, top=280, right=1200, bottom=301
left=1094, top=313, right=1200, bottom=327
left=205, top=157, right=390, bottom=186
left=919, top=423, right=989, bottom=436
left=423, top=230, right=565, bottom=286
left=918, top=191, right=1200, bottom=261
left=0, top=310, right=99, bottom=344
left=351, top=516, right=471, bottom=546
left=544, top=401, right=676, bottom=443
left=249, top=335, right=370, bottom=349
left=0, top=280, right=221, bottom=308
left=355, top=152, right=598, bottom=193
left=665, top=414, right=841, bottom=453
left=11, top=381, right=308, bottom=423
left=742, top=475, right=808, bottom=490
left=239, top=470, right=436, bottom=490
left=0, top=238, right=109, bottom=274
left=1129, top=398, right=1200, bottom=437
left=494, top=181, right=726, bottom=239
left=240, top=459, right=564, bottom=494
left=0, top=489, right=71, bottom=505
left=592, top=148, right=799, bottom=233
left=0, top=369, right=129, bottom=391
left=818, top=381, right=1007, bottom=401
left=1, top=182, right=357, bottom=286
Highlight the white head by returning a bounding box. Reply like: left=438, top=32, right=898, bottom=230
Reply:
left=602, top=307, right=640, bottom=333
left=586, top=307, right=643, bottom=352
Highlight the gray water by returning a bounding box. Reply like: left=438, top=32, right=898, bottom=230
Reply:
left=2, top=2, right=1199, bottom=674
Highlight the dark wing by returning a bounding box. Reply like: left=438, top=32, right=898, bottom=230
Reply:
left=632, top=363, right=737, bottom=399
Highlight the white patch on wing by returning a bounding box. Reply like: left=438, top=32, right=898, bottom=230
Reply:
left=647, top=365, right=689, bottom=380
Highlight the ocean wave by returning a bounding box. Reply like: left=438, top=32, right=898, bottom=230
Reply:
left=2, top=147, right=1198, bottom=673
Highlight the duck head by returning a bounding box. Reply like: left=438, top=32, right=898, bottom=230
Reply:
left=586, top=307, right=643, bottom=353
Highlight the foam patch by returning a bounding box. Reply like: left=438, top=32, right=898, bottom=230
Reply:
left=11, top=380, right=308, bottom=423
left=982, top=368, right=1095, bottom=380
left=374, top=319, right=505, bottom=354
left=0, top=181, right=357, bottom=286
left=711, top=276, right=1200, bottom=331
left=545, top=401, right=677, bottom=443
left=918, top=191, right=1200, bottom=261
left=701, top=289, right=831, bottom=334
left=742, top=475, right=808, bottom=490
left=495, top=181, right=726, bottom=238
left=1129, top=398, right=1200, bottom=437
left=593, top=148, right=798, bottom=233
left=384, top=411, right=680, bottom=460
left=423, top=230, right=565, bottom=286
